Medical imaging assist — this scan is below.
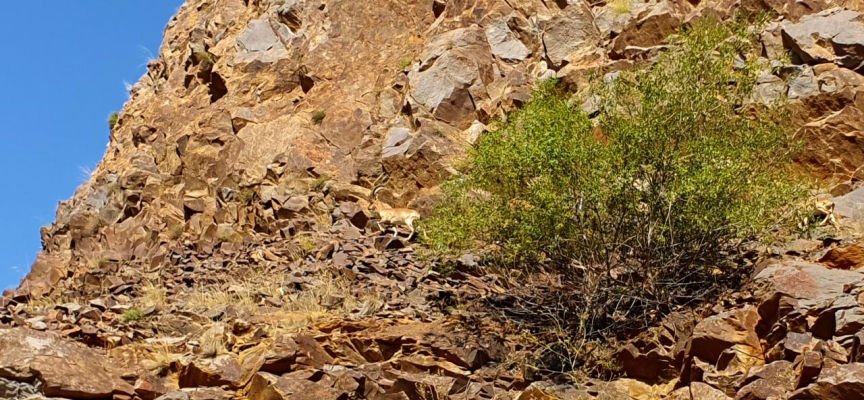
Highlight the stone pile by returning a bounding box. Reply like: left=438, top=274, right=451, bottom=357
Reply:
left=5, top=0, right=864, bottom=398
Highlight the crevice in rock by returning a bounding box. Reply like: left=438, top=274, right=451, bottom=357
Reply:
left=231, top=118, right=248, bottom=134
left=433, top=0, right=446, bottom=19
left=278, top=8, right=303, bottom=33
left=553, top=0, right=568, bottom=9
left=209, top=73, right=228, bottom=103
left=183, top=74, right=195, bottom=90
left=418, top=56, right=439, bottom=72
left=183, top=205, right=196, bottom=222
left=300, top=74, right=315, bottom=94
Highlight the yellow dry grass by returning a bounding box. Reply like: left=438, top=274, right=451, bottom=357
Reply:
left=181, top=267, right=385, bottom=337
left=23, top=293, right=70, bottom=314
left=140, top=281, right=168, bottom=309
left=608, top=0, right=632, bottom=14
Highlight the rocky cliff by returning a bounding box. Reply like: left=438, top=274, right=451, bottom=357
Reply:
left=6, top=0, right=864, bottom=399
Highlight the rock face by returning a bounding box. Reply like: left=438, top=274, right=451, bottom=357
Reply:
left=0, top=328, right=134, bottom=399
left=5, top=0, right=864, bottom=399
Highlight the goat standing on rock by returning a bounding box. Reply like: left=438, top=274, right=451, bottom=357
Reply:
left=370, top=185, right=421, bottom=240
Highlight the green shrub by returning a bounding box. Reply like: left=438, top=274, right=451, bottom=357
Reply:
left=398, top=56, right=414, bottom=70
left=168, top=224, right=184, bottom=240
left=423, top=18, right=806, bottom=338
left=193, top=50, right=215, bottom=70
left=240, top=189, right=256, bottom=204
left=122, top=307, right=145, bottom=322
left=311, top=110, right=326, bottom=125
left=108, top=112, right=119, bottom=130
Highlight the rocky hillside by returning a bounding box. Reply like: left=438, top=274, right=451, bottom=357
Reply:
left=5, top=0, right=864, bottom=399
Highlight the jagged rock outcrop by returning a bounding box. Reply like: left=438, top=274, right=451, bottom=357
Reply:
left=5, top=0, right=864, bottom=399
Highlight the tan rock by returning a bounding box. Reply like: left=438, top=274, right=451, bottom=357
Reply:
left=179, top=354, right=244, bottom=388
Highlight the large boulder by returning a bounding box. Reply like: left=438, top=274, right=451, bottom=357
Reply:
left=781, top=8, right=864, bottom=68
left=540, top=2, right=600, bottom=66
left=0, top=328, right=134, bottom=399
left=793, top=363, right=864, bottom=399
left=408, top=27, right=495, bottom=130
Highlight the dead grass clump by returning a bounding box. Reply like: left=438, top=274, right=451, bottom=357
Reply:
left=138, top=341, right=179, bottom=374
left=185, top=289, right=258, bottom=315
left=140, top=281, right=167, bottom=309
left=314, top=211, right=333, bottom=230
left=23, top=292, right=70, bottom=315
left=183, top=268, right=382, bottom=336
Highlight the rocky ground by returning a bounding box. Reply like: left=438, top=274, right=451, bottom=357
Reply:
left=6, top=0, right=864, bottom=399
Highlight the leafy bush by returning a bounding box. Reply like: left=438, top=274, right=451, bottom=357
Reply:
left=311, top=110, right=326, bottom=125
left=108, top=112, right=119, bottom=130
left=423, top=18, right=805, bottom=340
left=193, top=50, right=215, bottom=70
left=122, top=307, right=145, bottom=322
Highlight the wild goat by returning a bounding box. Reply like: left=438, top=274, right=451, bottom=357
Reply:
left=370, top=185, right=421, bottom=240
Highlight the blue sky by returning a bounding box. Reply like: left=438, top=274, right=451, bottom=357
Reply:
left=0, top=2, right=182, bottom=291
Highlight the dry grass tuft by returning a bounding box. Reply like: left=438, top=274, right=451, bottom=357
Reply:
left=185, top=289, right=259, bottom=314
left=23, top=293, right=70, bottom=315
left=182, top=268, right=381, bottom=336
left=141, top=342, right=178, bottom=373
left=314, top=211, right=333, bottom=230
left=608, top=0, right=631, bottom=14
left=140, top=281, right=168, bottom=309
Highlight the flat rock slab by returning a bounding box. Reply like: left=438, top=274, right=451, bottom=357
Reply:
left=755, top=261, right=864, bottom=310
left=781, top=8, right=864, bottom=68
left=0, top=327, right=134, bottom=399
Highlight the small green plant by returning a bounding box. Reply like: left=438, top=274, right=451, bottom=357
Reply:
left=108, top=112, right=120, bottom=130
left=298, top=235, right=317, bottom=254
left=311, top=110, right=327, bottom=125
left=608, top=0, right=631, bottom=14
left=193, top=50, right=215, bottom=70
left=312, top=175, right=330, bottom=192
left=398, top=56, right=414, bottom=70
left=168, top=224, right=184, bottom=240
left=240, top=189, right=256, bottom=204
left=122, top=307, right=146, bottom=322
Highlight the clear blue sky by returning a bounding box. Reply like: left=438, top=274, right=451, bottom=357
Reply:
left=0, top=2, right=183, bottom=291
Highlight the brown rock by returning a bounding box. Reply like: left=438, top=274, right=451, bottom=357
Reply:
left=136, top=374, right=180, bottom=400
left=540, top=2, right=600, bottom=67
left=260, top=339, right=300, bottom=374
left=667, top=382, right=732, bottom=400
left=820, top=244, right=864, bottom=270
left=0, top=327, right=134, bottom=399
left=611, top=1, right=681, bottom=58
left=793, top=363, right=864, bottom=399
left=179, top=354, right=244, bottom=388
left=687, top=307, right=763, bottom=371
left=12, top=253, right=69, bottom=301
left=755, top=262, right=864, bottom=311
left=736, top=361, right=796, bottom=400
left=294, top=334, right=335, bottom=369
left=247, top=373, right=347, bottom=400
left=796, top=351, right=823, bottom=389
